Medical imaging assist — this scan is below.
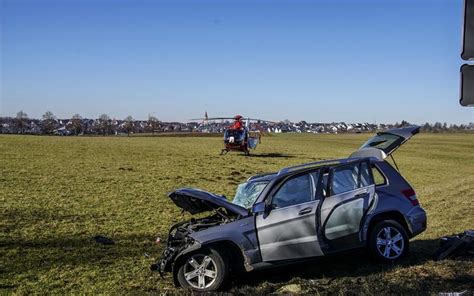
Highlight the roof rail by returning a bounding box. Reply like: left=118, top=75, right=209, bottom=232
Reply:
left=277, top=158, right=359, bottom=175
left=247, top=172, right=275, bottom=181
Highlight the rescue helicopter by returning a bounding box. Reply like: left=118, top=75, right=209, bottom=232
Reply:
left=191, top=114, right=275, bottom=155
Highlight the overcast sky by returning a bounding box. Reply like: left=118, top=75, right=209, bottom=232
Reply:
left=1, top=0, right=473, bottom=124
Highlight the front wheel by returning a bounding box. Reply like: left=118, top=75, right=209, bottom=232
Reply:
left=176, top=248, right=229, bottom=292
left=368, top=220, right=409, bottom=263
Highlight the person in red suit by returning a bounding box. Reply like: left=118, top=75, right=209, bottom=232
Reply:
left=230, top=115, right=244, bottom=129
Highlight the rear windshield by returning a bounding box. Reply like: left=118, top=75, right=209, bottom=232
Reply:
left=360, top=133, right=403, bottom=154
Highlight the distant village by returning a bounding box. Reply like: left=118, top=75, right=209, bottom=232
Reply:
left=1, top=111, right=473, bottom=136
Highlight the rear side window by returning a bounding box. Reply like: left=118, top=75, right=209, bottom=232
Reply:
left=331, top=164, right=359, bottom=195
left=372, top=165, right=387, bottom=186
left=330, top=162, right=373, bottom=195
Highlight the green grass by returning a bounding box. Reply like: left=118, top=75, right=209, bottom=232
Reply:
left=1, top=133, right=473, bottom=295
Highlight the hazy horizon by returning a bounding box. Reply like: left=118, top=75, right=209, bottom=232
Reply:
left=2, top=110, right=473, bottom=126
left=1, top=0, right=474, bottom=124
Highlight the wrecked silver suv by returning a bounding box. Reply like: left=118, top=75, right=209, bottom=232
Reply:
left=151, top=126, right=427, bottom=292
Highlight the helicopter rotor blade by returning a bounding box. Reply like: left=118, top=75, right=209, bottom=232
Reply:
left=189, top=116, right=277, bottom=123
left=246, top=118, right=277, bottom=124
left=189, top=117, right=236, bottom=121
left=206, top=117, right=237, bottom=120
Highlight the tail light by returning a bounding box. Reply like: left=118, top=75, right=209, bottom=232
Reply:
left=402, top=188, right=419, bottom=206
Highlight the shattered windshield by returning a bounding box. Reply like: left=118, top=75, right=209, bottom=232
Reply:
left=232, top=181, right=268, bottom=209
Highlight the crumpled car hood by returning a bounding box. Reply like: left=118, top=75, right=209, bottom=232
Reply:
left=168, top=188, right=248, bottom=216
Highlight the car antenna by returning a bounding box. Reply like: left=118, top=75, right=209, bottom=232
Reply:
left=390, top=154, right=400, bottom=172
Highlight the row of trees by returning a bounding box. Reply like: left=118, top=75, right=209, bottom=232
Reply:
left=91, top=113, right=160, bottom=136
left=382, top=120, right=473, bottom=133
left=8, top=111, right=161, bottom=136
left=421, top=122, right=472, bottom=133
left=13, top=110, right=29, bottom=134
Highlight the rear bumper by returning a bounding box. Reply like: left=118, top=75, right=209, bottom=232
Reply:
left=406, top=206, right=427, bottom=237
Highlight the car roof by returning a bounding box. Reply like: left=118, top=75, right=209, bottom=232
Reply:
left=247, top=157, right=381, bottom=183
left=247, top=172, right=278, bottom=182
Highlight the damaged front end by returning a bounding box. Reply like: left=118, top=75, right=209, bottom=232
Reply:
left=150, top=221, right=196, bottom=276
left=151, top=188, right=247, bottom=276
left=150, top=213, right=234, bottom=276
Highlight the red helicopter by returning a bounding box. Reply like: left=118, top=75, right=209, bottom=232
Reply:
left=191, top=114, right=274, bottom=155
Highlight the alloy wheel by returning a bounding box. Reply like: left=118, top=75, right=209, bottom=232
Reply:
left=376, top=226, right=405, bottom=259
left=183, top=255, right=218, bottom=289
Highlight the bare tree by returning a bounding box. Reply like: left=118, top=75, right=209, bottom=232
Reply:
left=98, top=113, right=111, bottom=135
left=68, top=114, right=83, bottom=135
left=41, top=111, right=57, bottom=134
left=422, top=122, right=432, bottom=132
left=147, top=115, right=160, bottom=135
left=123, top=115, right=135, bottom=136
left=400, top=120, right=410, bottom=127
left=15, top=110, right=29, bottom=134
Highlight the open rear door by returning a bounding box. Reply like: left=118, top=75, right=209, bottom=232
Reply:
left=319, top=160, right=376, bottom=250
left=349, top=126, right=420, bottom=160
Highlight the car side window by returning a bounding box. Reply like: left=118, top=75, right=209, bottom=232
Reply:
left=371, top=164, right=387, bottom=186
left=330, top=162, right=373, bottom=196
left=272, top=173, right=315, bottom=209
left=330, top=164, right=359, bottom=195
left=359, top=161, right=372, bottom=187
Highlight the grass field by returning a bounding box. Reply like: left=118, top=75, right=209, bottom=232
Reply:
left=1, top=133, right=473, bottom=295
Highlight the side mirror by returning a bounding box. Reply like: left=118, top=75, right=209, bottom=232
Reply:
left=462, top=0, right=474, bottom=60
left=461, top=0, right=474, bottom=106
left=251, top=201, right=266, bottom=214
left=461, top=64, right=474, bottom=106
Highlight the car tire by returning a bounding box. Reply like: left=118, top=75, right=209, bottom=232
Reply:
left=369, top=220, right=409, bottom=263
left=176, top=247, right=229, bottom=292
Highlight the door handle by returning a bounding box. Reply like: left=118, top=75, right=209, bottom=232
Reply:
left=298, top=207, right=313, bottom=215
left=355, top=192, right=368, bottom=198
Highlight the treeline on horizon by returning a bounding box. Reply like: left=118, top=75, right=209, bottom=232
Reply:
left=1, top=110, right=473, bottom=136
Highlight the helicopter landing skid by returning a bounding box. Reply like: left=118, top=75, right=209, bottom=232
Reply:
left=220, top=149, right=229, bottom=155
